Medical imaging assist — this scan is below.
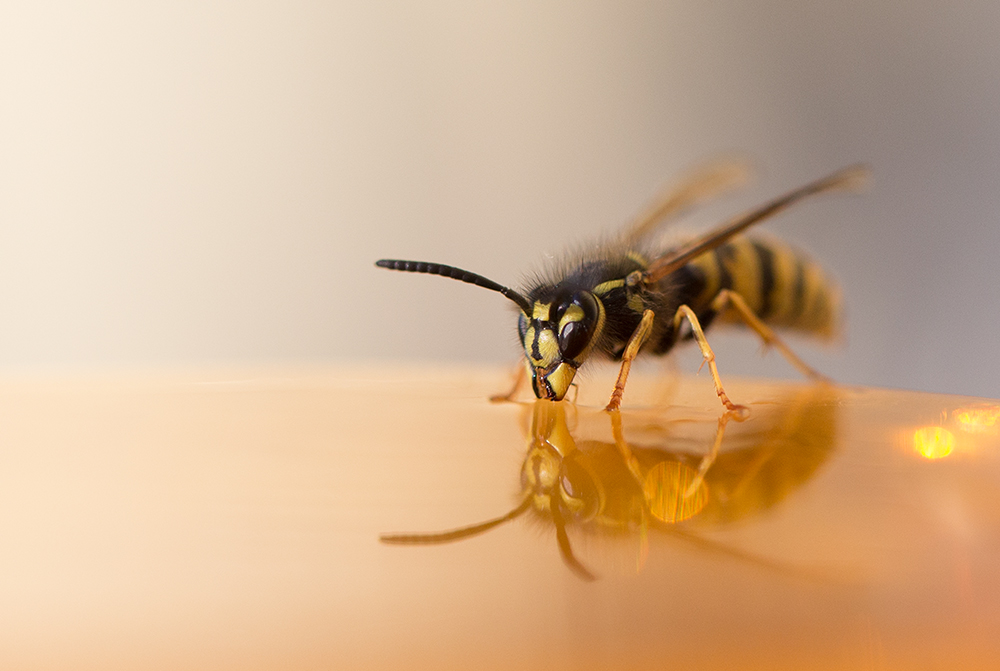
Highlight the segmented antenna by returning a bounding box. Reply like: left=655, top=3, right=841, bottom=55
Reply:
left=376, top=259, right=532, bottom=314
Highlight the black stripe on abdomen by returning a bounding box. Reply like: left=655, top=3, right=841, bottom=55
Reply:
left=752, top=240, right=775, bottom=320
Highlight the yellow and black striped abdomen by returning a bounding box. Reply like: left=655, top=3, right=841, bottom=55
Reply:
left=679, top=235, right=840, bottom=338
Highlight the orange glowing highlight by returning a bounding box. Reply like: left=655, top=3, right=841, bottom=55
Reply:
left=913, top=426, right=955, bottom=460
left=952, top=405, right=1000, bottom=434
left=644, top=461, right=709, bottom=523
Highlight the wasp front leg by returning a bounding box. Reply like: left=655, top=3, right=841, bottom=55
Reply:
left=710, top=290, right=828, bottom=381
left=673, top=305, right=748, bottom=416
left=605, top=309, right=656, bottom=412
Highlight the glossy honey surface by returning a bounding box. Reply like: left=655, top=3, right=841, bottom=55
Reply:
left=1, top=366, right=998, bottom=670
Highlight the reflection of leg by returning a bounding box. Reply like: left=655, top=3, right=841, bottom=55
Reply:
left=711, top=290, right=828, bottom=381
left=605, top=309, right=656, bottom=411
left=609, top=410, right=645, bottom=485
left=685, top=409, right=738, bottom=497
left=489, top=361, right=526, bottom=403
left=672, top=305, right=747, bottom=414
left=608, top=403, right=654, bottom=573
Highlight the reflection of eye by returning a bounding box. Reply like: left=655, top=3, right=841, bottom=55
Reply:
left=558, top=320, right=591, bottom=360
left=559, top=460, right=599, bottom=521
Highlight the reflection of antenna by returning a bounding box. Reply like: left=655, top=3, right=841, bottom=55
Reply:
left=380, top=493, right=597, bottom=581
left=380, top=495, right=532, bottom=545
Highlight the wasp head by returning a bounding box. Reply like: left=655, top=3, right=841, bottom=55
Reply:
left=373, top=259, right=604, bottom=402
left=519, top=288, right=604, bottom=401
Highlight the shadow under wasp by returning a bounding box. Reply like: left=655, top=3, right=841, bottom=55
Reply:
left=377, top=160, right=866, bottom=411
left=381, top=385, right=839, bottom=581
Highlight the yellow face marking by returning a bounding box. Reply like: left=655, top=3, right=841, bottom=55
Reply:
left=523, top=324, right=555, bottom=367
left=532, top=302, right=551, bottom=321
left=536, top=328, right=560, bottom=365
left=523, top=325, right=536, bottom=352
left=558, top=304, right=585, bottom=330
left=592, top=279, right=625, bottom=296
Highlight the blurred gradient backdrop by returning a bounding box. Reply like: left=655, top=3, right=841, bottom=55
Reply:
left=1, top=1, right=999, bottom=397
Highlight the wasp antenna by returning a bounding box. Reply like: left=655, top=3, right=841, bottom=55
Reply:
left=376, top=259, right=532, bottom=314
left=379, top=496, right=532, bottom=545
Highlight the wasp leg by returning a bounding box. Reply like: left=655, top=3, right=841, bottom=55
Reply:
left=605, top=309, right=656, bottom=412
left=710, top=290, right=829, bottom=381
left=489, top=361, right=527, bottom=403
left=673, top=305, right=748, bottom=415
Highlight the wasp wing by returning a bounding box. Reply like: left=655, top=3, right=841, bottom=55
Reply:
left=622, top=158, right=753, bottom=246
left=642, top=165, right=869, bottom=285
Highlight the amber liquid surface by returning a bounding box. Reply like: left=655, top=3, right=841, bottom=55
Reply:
left=1, top=365, right=998, bottom=670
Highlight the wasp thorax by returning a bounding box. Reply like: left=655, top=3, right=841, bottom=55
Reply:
left=520, top=289, right=603, bottom=401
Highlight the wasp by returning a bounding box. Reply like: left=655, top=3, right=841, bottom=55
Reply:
left=377, top=161, right=865, bottom=411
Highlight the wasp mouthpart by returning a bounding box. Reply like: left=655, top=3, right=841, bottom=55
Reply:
left=531, top=362, right=578, bottom=401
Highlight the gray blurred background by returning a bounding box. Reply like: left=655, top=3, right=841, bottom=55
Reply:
left=1, top=1, right=998, bottom=397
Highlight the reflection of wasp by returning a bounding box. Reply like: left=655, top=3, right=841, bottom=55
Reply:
left=377, top=161, right=865, bottom=410
left=381, top=385, right=838, bottom=580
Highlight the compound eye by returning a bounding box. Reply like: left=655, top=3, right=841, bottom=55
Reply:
left=518, top=312, right=527, bottom=339
left=557, top=292, right=599, bottom=361
left=558, top=321, right=591, bottom=360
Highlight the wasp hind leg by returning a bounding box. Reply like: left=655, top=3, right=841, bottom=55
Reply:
left=605, top=309, right=656, bottom=412
left=673, top=305, right=749, bottom=416
left=710, top=290, right=829, bottom=381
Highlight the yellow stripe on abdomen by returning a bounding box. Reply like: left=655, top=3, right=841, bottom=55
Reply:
left=709, top=235, right=841, bottom=339
left=718, top=237, right=764, bottom=317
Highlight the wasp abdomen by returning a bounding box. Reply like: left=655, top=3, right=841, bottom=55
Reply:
left=678, top=235, right=840, bottom=338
